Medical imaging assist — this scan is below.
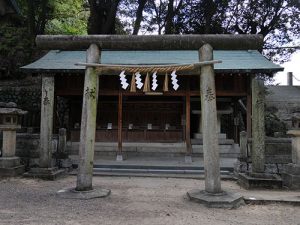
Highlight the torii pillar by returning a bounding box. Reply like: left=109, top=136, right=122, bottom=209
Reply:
left=187, top=44, right=244, bottom=208
left=25, top=74, right=65, bottom=180
left=58, top=44, right=110, bottom=199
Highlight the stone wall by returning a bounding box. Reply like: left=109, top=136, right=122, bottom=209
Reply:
left=0, top=132, right=292, bottom=173
left=0, top=133, right=57, bottom=169
left=266, top=86, right=300, bottom=130
left=0, top=86, right=41, bottom=128
left=235, top=137, right=292, bottom=175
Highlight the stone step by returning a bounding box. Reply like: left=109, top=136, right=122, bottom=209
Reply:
left=70, top=162, right=234, bottom=179
left=92, top=164, right=234, bottom=172
left=67, top=141, right=240, bottom=158
left=70, top=170, right=235, bottom=179
left=69, top=167, right=234, bottom=179
left=93, top=168, right=232, bottom=174
left=194, top=133, right=227, bottom=139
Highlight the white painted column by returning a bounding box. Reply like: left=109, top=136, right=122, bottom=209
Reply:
left=76, top=44, right=100, bottom=191
left=199, top=44, right=222, bottom=193
left=39, top=75, right=55, bottom=168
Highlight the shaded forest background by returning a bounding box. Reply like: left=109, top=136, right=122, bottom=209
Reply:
left=0, top=0, right=300, bottom=79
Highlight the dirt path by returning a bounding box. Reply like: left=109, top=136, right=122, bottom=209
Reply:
left=0, top=176, right=299, bottom=225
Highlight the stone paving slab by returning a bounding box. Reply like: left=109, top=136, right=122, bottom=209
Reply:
left=242, top=191, right=300, bottom=205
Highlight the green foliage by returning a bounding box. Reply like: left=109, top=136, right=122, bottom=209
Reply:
left=265, top=109, right=287, bottom=137
left=0, top=0, right=89, bottom=79
left=15, top=0, right=88, bottom=35
left=0, top=22, right=34, bottom=79
left=120, top=0, right=300, bottom=62
left=45, top=0, right=88, bottom=35
left=0, top=87, right=41, bottom=111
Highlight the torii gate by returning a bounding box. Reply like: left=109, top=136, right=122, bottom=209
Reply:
left=35, top=35, right=264, bottom=207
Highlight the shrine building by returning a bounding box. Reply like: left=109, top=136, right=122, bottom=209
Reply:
left=21, top=35, right=282, bottom=162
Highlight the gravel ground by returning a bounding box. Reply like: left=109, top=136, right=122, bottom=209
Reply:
left=0, top=176, right=299, bottom=225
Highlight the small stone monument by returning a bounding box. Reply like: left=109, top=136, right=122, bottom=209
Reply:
left=0, top=102, right=27, bottom=176
left=282, top=116, right=300, bottom=189
left=56, top=128, right=72, bottom=170
left=238, top=78, right=282, bottom=189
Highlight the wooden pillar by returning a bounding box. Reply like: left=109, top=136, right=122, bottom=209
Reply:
left=117, top=91, right=123, bottom=161
left=76, top=44, right=100, bottom=191
left=186, top=90, right=192, bottom=154
left=39, top=74, right=55, bottom=168
left=199, top=44, right=222, bottom=193
left=251, top=77, right=265, bottom=174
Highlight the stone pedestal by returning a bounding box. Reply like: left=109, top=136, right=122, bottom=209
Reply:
left=282, top=130, right=300, bottom=189
left=57, top=187, right=111, bottom=200
left=187, top=190, right=244, bottom=209
left=2, top=130, right=16, bottom=157
left=282, top=164, right=300, bottom=189
left=0, top=103, right=27, bottom=177
left=0, top=157, right=24, bottom=177
left=238, top=172, right=282, bottom=189
left=24, top=167, right=65, bottom=180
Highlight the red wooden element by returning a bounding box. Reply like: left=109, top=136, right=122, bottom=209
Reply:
left=56, top=73, right=252, bottom=144
left=55, top=74, right=249, bottom=97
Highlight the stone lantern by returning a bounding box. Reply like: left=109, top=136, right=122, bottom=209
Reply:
left=0, top=102, right=27, bottom=176
left=282, top=115, right=300, bottom=189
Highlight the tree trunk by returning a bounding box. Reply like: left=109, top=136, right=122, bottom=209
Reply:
left=88, top=0, right=121, bottom=34
left=37, top=0, right=49, bottom=34
left=27, top=0, right=36, bottom=36
left=165, top=0, right=174, bottom=34
left=133, top=0, right=148, bottom=35
left=204, top=0, right=215, bottom=34
left=102, top=0, right=120, bottom=34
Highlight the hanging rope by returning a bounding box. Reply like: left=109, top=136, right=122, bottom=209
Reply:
left=96, top=64, right=194, bottom=74
left=75, top=60, right=222, bottom=74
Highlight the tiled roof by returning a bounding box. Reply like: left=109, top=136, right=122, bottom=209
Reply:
left=22, top=50, right=283, bottom=74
